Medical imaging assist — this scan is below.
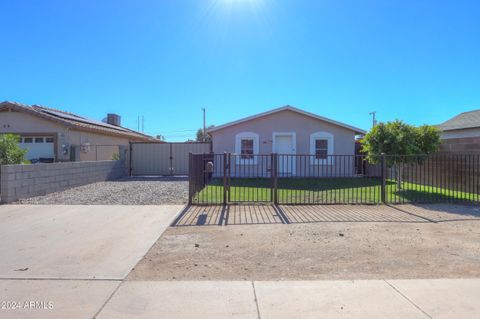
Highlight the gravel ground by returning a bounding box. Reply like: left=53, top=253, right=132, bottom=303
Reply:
left=15, top=176, right=188, bottom=205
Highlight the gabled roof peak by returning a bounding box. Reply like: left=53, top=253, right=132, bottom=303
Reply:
left=207, top=105, right=366, bottom=134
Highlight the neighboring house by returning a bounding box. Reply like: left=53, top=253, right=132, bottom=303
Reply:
left=207, top=105, right=365, bottom=176
left=0, top=101, right=155, bottom=162
left=437, top=109, right=480, bottom=154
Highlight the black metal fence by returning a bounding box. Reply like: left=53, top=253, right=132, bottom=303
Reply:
left=384, top=154, right=480, bottom=204
left=189, top=153, right=480, bottom=205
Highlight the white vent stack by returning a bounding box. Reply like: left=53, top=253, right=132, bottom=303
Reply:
left=107, top=113, right=121, bottom=126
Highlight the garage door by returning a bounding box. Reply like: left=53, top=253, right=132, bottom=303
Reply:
left=130, top=142, right=211, bottom=176
left=19, top=136, right=55, bottom=161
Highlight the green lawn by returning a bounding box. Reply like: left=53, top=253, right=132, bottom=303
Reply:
left=192, top=178, right=479, bottom=204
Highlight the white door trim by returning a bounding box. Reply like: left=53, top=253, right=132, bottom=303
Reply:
left=272, top=132, right=296, bottom=175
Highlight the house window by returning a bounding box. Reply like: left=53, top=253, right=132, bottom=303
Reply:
left=35, top=137, right=44, bottom=143
left=315, top=139, right=328, bottom=159
left=235, top=132, right=259, bottom=164
left=240, top=139, right=254, bottom=159
left=23, top=137, right=33, bottom=143
left=45, top=137, right=54, bottom=143
left=310, top=132, right=334, bottom=164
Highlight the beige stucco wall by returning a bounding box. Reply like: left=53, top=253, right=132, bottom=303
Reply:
left=0, top=109, right=129, bottom=161
left=211, top=109, right=356, bottom=155
left=440, top=128, right=480, bottom=139
left=68, top=130, right=128, bottom=161
left=210, top=109, right=358, bottom=177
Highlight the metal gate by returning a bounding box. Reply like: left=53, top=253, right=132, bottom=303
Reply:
left=130, top=142, right=210, bottom=176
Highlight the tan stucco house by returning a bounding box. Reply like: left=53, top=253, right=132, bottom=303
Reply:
left=207, top=105, right=365, bottom=176
left=437, top=109, right=480, bottom=154
left=0, top=101, right=155, bottom=162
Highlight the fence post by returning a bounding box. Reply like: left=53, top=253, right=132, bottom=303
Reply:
left=169, top=143, right=173, bottom=176
left=381, top=153, right=387, bottom=203
left=227, top=153, right=231, bottom=203
left=129, top=142, right=133, bottom=176
left=272, top=153, right=278, bottom=205
left=188, top=153, right=193, bottom=205
left=223, top=152, right=227, bottom=205
left=270, top=153, right=274, bottom=202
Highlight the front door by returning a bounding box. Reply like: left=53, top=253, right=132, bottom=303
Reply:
left=274, top=134, right=296, bottom=176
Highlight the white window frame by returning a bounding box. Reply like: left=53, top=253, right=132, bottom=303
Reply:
left=235, top=132, right=259, bottom=165
left=310, top=132, right=334, bottom=165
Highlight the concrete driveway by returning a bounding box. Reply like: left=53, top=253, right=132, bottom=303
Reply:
left=0, top=205, right=181, bottom=279
left=0, top=204, right=181, bottom=319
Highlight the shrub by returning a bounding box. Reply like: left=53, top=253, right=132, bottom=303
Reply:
left=0, top=134, right=29, bottom=165
left=361, top=120, right=440, bottom=190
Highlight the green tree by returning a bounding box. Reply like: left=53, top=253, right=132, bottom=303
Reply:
left=0, top=134, right=29, bottom=165
left=196, top=125, right=214, bottom=142
left=361, top=120, right=440, bottom=190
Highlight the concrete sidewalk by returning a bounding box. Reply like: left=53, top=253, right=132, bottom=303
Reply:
left=1, top=278, right=479, bottom=318
left=0, top=279, right=464, bottom=319
left=93, top=279, right=479, bottom=319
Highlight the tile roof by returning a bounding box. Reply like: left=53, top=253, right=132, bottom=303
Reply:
left=438, top=109, right=480, bottom=131
left=0, top=101, right=156, bottom=141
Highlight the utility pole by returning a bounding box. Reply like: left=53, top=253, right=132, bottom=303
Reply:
left=202, top=108, right=206, bottom=142
left=369, top=111, right=377, bottom=128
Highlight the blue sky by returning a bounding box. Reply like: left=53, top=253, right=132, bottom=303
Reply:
left=1, top=0, right=479, bottom=141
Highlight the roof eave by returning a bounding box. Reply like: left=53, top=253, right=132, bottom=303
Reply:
left=207, top=105, right=367, bottom=135
left=439, top=126, right=480, bottom=132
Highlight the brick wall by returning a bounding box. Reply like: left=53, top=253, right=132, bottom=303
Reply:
left=0, top=160, right=126, bottom=203
left=440, top=137, right=480, bottom=154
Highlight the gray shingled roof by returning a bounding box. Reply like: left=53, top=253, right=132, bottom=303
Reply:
left=438, top=109, right=480, bottom=131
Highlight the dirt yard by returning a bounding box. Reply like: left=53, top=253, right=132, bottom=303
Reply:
left=129, top=204, right=480, bottom=281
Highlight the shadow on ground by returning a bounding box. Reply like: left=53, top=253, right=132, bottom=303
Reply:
left=172, top=203, right=480, bottom=226
left=172, top=205, right=285, bottom=226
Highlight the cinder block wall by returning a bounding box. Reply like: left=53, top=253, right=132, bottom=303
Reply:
left=440, top=137, right=480, bottom=154
left=0, top=160, right=126, bottom=203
